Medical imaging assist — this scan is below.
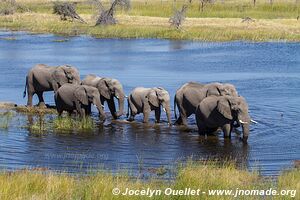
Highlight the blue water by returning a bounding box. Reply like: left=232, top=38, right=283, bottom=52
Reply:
left=0, top=31, right=299, bottom=176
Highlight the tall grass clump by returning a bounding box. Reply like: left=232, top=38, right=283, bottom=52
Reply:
left=0, top=111, right=14, bottom=129
left=53, top=116, right=95, bottom=132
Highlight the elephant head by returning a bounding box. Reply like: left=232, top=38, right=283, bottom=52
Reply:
left=217, top=96, right=250, bottom=142
left=205, top=83, right=238, bottom=97
left=74, top=85, right=106, bottom=119
left=97, top=78, right=125, bottom=118
left=147, top=87, right=171, bottom=125
left=52, top=65, right=81, bottom=88
left=222, top=83, right=239, bottom=97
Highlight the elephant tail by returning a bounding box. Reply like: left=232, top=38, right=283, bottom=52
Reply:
left=23, top=76, right=28, bottom=98
left=174, top=95, right=178, bottom=120
left=126, top=98, right=130, bottom=118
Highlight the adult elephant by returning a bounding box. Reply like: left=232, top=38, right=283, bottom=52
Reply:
left=174, top=82, right=238, bottom=126
left=23, top=64, right=80, bottom=107
left=127, top=87, right=171, bottom=125
left=81, top=75, right=125, bottom=119
left=195, top=95, right=250, bottom=143
left=55, top=84, right=106, bottom=119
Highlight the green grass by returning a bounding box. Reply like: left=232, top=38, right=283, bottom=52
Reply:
left=53, top=116, right=95, bottom=132
left=129, top=1, right=300, bottom=19
left=26, top=115, right=96, bottom=134
left=0, top=111, right=14, bottom=129
left=0, top=161, right=298, bottom=200
left=10, top=0, right=300, bottom=19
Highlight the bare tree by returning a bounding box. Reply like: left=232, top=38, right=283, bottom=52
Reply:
left=95, top=0, right=130, bottom=26
left=0, top=0, right=23, bottom=15
left=199, top=0, right=213, bottom=12
left=53, top=2, right=85, bottom=23
left=169, top=5, right=188, bottom=29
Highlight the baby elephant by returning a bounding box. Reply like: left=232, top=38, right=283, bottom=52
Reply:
left=195, top=95, right=250, bottom=143
left=55, top=84, right=106, bottom=119
left=127, top=87, right=171, bottom=125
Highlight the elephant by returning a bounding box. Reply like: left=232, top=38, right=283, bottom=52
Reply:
left=127, top=87, right=171, bottom=125
left=54, top=83, right=106, bottom=119
left=81, top=75, right=125, bottom=119
left=195, top=95, right=250, bottom=143
left=23, top=64, right=80, bottom=107
left=174, top=82, right=238, bottom=126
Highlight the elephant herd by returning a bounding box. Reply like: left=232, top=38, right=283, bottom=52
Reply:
left=24, top=64, right=255, bottom=143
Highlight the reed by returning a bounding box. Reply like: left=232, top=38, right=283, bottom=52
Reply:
left=0, top=111, right=14, bottom=129
left=53, top=116, right=95, bottom=132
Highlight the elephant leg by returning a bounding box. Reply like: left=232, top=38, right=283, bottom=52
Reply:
left=57, top=108, right=63, bottom=116
left=37, top=92, right=46, bottom=108
left=175, top=105, right=187, bottom=125
left=196, top=113, right=207, bottom=135
left=80, top=108, right=86, bottom=117
left=155, top=108, right=161, bottom=123
left=86, top=103, right=91, bottom=115
left=127, top=98, right=137, bottom=121
left=27, top=92, right=34, bottom=107
left=222, top=123, right=232, bottom=138
left=197, top=121, right=207, bottom=135
left=143, top=109, right=150, bottom=123
left=143, top=103, right=151, bottom=123
left=174, top=116, right=183, bottom=125
left=107, top=99, right=117, bottom=119
left=75, top=100, right=84, bottom=117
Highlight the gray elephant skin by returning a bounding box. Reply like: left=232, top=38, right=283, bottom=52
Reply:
left=196, top=95, right=250, bottom=143
left=174, top=82, right=238, bottom=126
left=54, top=84, right=106, bottom=119
left=127, top=87, right=171, bottom=125
left=23, top=64, right=80, bottom=107
left=81, top=75, right=125, bottom=119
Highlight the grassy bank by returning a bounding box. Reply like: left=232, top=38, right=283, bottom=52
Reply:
left=0, top=0, right=299, bottom=41
left=0, top=13, right=299, bottom=41
left=0, top=162, right=298, bottom=200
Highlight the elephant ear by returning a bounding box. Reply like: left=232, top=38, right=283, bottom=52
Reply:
left=74, top=86, right=89, bottom=106
left=147, top=89, right=159, bottom=107
left=217, top=97, right=233, bottom=120
left=206, top=85, right=221, bottom=97
left=52, top=67, right=67, bottom=86
left=61, top=65, right=74, bottom=81
left=97, top=78, right=111, bottom=99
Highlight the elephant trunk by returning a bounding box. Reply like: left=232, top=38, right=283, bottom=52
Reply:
left=238, top=114, right=250, bottom=143
left=242, top=123, right=249, bottom=143
left=162, top=102, right=172, bottom=125
left=115, top=90, right=125, bottom=117
left=94, top=98, right=106, bottom=121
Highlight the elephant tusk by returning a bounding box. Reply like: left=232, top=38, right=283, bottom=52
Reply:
left=251, top=119, right=258, bottom=124
left=102, top=105, right=105, bottom=108
left=239, top=119, right=248, bottom=124
left=163, top=107, right=166, bottom=112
